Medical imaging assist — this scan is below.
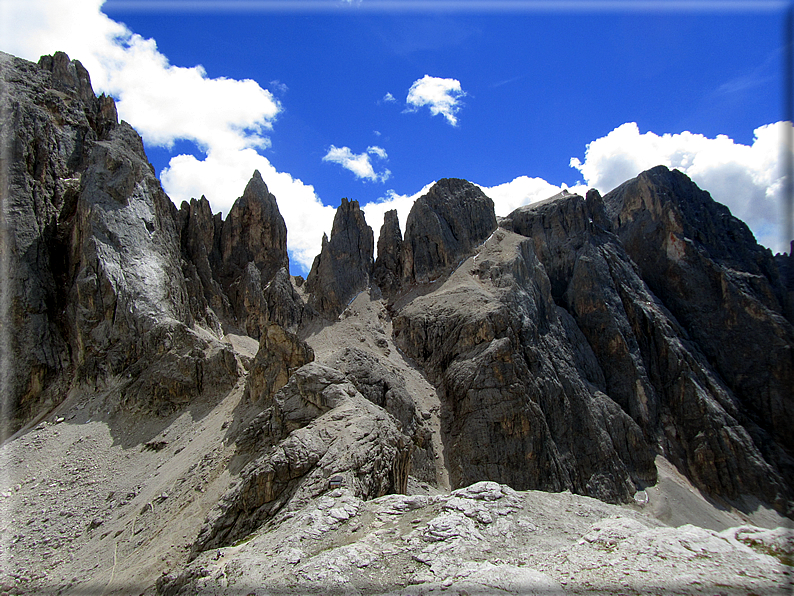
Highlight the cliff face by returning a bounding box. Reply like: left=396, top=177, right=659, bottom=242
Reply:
left=305, top=197, right=374, bottom=319
left=3, top=50, right=794, bottom=595
left=603, top=167, right=794, bottom=460
left=0, top=52, right=302, bottom=431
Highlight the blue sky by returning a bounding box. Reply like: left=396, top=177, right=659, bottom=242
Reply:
left=3, top=0, right=792, bottom=273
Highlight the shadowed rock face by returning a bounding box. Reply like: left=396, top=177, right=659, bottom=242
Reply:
left=394, top=228, right=657, bottom=503
left=1, top=53, right=300, bottom=430
left=373, top=209, right=404, bottom=297
left=1, top=50, right=241, bottom=427
left=602, top=166, right=794, bottom=466
left=306, top=198, right=374, bottom=318
left=402, top=178, right=498, bottom=284
left=1, top=51, right=119, bottom=429
left=501, top=189, right=789, bottom=510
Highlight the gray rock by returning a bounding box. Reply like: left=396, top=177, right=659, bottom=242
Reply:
left=502, top=188, right=789, bottom=510
left=602, top=166, right=794, bottom=487
left=215, top=171, right=290, bottom=338
left=373, top=209, right=404, bottom=296
left=193, top=362, right=412, bottom=552
left=323, top=347, right=436, bottom=484
left=306, top=198, right=374, bottom=318
left=394, top=228, right=655, bottom=502
left=402, top=178, right=497, bottom=284
left=243, top=322, right=315, bottom=405
left=1, top=52, right=244, bottom=428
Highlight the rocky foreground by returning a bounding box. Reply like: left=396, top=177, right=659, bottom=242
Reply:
left=1, top=51, right=793, bottom=594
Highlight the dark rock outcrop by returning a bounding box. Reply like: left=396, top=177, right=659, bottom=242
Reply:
left=502, top=189, right=789, bottom=509
left=1, top=50, right=120, bottom=430
left=2, top=51, right=238, bottom=428
left=216, top=172, right=289, bottom=337
left=306, top=198, right=374, bottom=318
left=402, top=178, right=497, bottom=284
left=394, top=228, right=657, bottom=503
left=602, top=166, right=794, bottom=463
left=244, top=323, right=315, bottom=405
left=194, top=362, right=412, bottom=553
left=373, top=209, right=404, bottom=296
left=177, top=196, right=227, bottom=335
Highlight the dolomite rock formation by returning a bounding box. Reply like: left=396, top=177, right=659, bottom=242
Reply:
left=322, top=347, right=436, bottom=484
left=178, top=172, right=307, bottom=338
left=1, top=50, right=240, bottom=427
left=306, top=197, right=374, bottom=318
left=194, top=362, right=412, bottom=553
left=393, top=227, right=657, bottom=502
left=603, top=166, right=794, bottom=460
left=501, top=189, right=789, bottom=508
left=1, top=52, right=304, bottom=430
left=373, top=209, right=404, bottom=296
left=401, top=178, right=498, bottom=284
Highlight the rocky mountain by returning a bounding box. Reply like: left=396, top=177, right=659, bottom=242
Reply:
left=1, top=51, right=793, bottom=595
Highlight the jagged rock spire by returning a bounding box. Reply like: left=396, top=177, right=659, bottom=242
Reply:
left=306, top=198, right=374, bottom=318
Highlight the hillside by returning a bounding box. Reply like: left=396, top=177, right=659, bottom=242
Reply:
left=1, top=51, right=793, bottom=595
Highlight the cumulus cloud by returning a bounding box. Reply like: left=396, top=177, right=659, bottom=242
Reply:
left=479, top=177, right=588, bottom=215
left=406, top=75, right=466, bottom=126
left=362, top=183, right=435, bottom=247
left=323, top=145, right=391, bottom=182
left=3, top=0, right=335, bottom=273
left=570, top=121, right=792, bottom=253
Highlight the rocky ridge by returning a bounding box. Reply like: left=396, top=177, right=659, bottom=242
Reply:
left=1, top=51, right=793, bottom=595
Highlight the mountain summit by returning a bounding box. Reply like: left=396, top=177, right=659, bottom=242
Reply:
left=2, top=51, right=792, bottom=595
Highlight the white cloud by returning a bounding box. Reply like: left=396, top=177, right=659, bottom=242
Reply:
left=383, top=92, right=397, bottom=103
left=479, top=177, right=589, bottom=215
left=3, top=0, right=334, bottom=274
left=570, top=121, right=792, bottom=253
left=406, top=75, right=466, bottom=126
left=363, top=183, right=435, bottom=249
left=323, top=145, right=391, bottom=182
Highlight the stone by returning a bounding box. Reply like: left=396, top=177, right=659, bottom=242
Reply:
left=501, top=187, right=789, bottom=510
left=602, top=166, right=794, bottom=486
left=394, top=227, right=655, bottom=502
left=1, top=50, right=120, bottom=430
left=401, top=178, right=497, bottom=284
left=322, top=347, right=436, bottom=484
left=306, top=198, right=374, bottom=318
left=193, top=362, right=412, bottom=553
left=373, top=209, right=404, bottom=296
left=243, top=323, right=315, bottom=405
